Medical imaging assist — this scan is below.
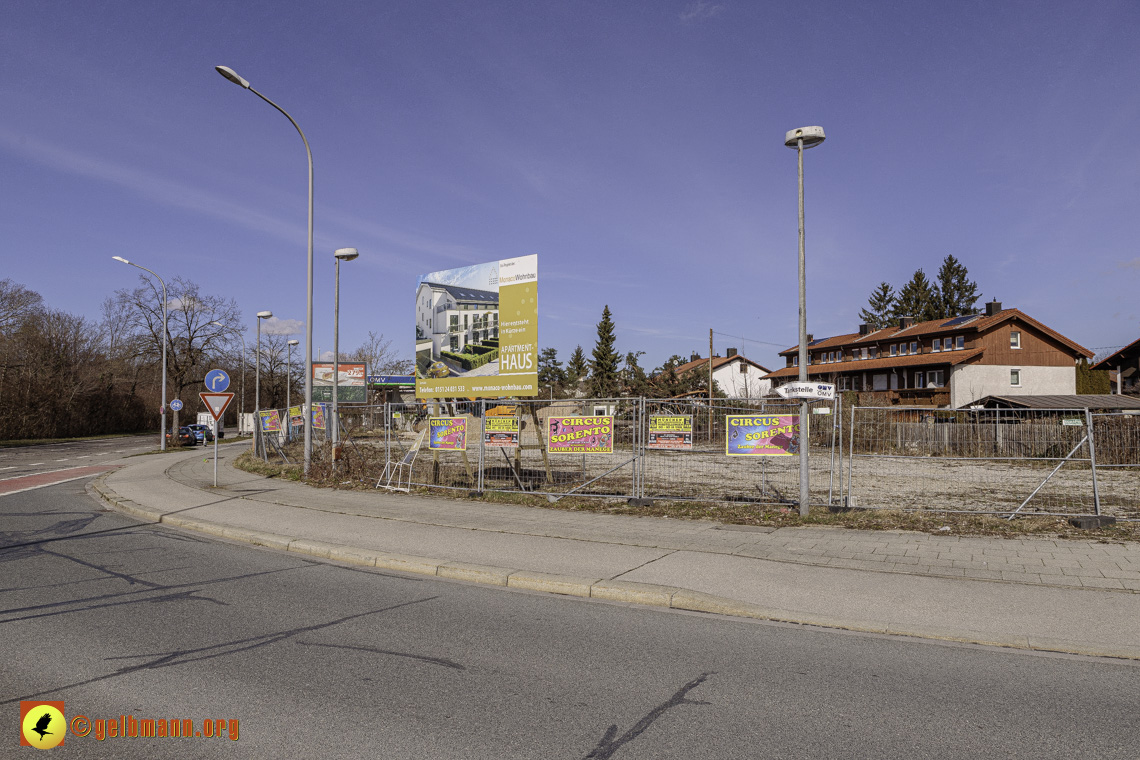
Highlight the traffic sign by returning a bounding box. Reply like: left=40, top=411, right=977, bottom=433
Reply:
left=775, top=382, right=836, bottom=401
left=205, top=369, right=231, bottom=392
left=199, top=392, right=235, bottom=421
left=169, top=399, right=184, bottom=412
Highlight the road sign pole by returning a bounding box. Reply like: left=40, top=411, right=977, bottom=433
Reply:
left=214, top=428, right=219, bottom=487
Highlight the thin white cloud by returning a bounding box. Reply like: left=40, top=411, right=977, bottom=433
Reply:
left=680, top=1, right=726, bottom=22
left=262, top=317, right=303, bottom=335
left=1118, top=258, right=1140, bottom=271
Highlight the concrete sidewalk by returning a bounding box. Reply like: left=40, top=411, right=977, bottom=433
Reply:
left=92, top=444, right=1140, bottom=660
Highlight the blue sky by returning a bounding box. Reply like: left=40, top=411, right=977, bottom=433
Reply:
left=3, top=0, right=1138, bottom=374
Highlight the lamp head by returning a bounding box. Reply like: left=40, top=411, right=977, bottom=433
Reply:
left=334, top=247, right=360, bottom=262
left=215, top=65, right=250, bottom=89
left=112, top=256, right=131, bottom=264
left=287, top=339, right=299, bottom=346
left=256, top=310, right=273, bottom=319
left=784, top=126, right=826, bottom=149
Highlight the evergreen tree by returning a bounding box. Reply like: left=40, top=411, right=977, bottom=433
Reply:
left=587, top=305, right=622, bottom=398
left=893, top=269, right=939, bottom=323
left=935, top=254, right=980, bottom=318
left=565, top=345, right=588, bottom=389
left=858, top=282, right=896, bottom=330
left=620, top=350, right=650, bottom=397
left=537, top=347, right=565, bottom=393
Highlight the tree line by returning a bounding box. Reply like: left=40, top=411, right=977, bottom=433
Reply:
left=858, top=255, right=981, bottom=329
left=0, top=276, right=406, bottom=442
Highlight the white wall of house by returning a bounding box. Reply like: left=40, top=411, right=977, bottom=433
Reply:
left=950, top=364, right=1076, bottom=407
left=713, top=360, right=772, bottom=398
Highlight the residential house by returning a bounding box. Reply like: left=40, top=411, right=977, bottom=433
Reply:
left=415, top=281, right=499, bottom=364
left=671, top=349, right=773, bottom=399
left=763, top=301, right=1093, bottom=408
left=1091, top=337, right=1140, bottom=395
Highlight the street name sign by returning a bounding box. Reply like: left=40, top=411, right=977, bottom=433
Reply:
left=775, top=382, right=836, bottom=401
left=199, top=392, right=235, bottom=420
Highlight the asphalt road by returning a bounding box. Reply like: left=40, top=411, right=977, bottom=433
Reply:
left=0, top=435, right=160, bottom=480
left=3, top=477, right=1139, bottom=759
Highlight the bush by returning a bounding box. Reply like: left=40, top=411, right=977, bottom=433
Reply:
left=441, top=348, right=500, bottom=371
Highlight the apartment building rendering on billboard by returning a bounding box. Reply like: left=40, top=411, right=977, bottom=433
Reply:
left=415, top=281, right=499, bottom=363
left=764, top=301, right=1094, bottom=408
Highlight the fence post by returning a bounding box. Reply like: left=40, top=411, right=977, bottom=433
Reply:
left=478, top=399, right=485, bottom=494
left=846, top=405, right=857, bottom=507
left=1086, top=408, right=1101, bottom=516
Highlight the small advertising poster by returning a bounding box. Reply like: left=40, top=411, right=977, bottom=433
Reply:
left=725, top=415, right=800, bottom=456
left=548, top=416, right=614, bottom=454
left=429, top=417, right=467, bottom=450
left=289, top=406, right=304, bottom=427
left=312, top=363, right=367, bottom=403
left=648, top=415, right=693, bottom=450
left=311, top=404, right=326, bottom=431
left=484, top=416, right=520, bottom=447
left=258, top=409, right=282, bottom=433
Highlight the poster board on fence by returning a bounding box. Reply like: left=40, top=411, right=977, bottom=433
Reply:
left=547, top=416, right=614, bottom=454
left=415, top=255, right=538, bottom=399
left=725, top=415, right=799, bottom=456
left=289, top=406, right=304, bottom=427
left=648, top=415, right=693, bottom=450
left=311, top=404, right=326, bottom=430
left=258, top=410, right=282, bottom=433
left=428, top=417, right=468, bottom=450
left=483, top=416, right=520, bottom=447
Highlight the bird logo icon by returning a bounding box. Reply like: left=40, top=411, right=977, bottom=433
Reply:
left=20, top=701, right=65, bottom=748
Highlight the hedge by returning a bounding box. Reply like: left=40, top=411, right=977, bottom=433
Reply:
left=440, top=348, right=500, bottom=371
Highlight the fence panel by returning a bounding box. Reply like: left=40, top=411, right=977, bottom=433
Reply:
left=1090, top=412, right=1140, bottom=518
left=845, top=407, right=1104, bottom=516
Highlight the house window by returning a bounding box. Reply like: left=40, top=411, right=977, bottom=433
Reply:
left=890, top=344, right=897, bottom=356
left=955, top=335, right=964, bottom=350
left=793, top=356, right=798, bottom=367
left=831, top=351, right=838, bottom=362
left=910, top=341, right=918, bottom=354
left=928, top=370, right=945, bottom=387
left=932, top=340, right=941, bottom=353
left=870, top=346, right=878, bottom=358
left=1010, top=331, right=1021, bottom=349
left=915, top=371, right=924, bottom=388
left=861, top=347, right=869, bottom=359
left=739, top=362, right=747, bottom=373
left=1010, top=369, right=1021, bottom=386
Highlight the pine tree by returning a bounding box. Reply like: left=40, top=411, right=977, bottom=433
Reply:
left=537, top=347, right=565, bottom=392
left=621, top=350, right=650, bottom=397
left=935, top=254, right=980, bottom=319
left=894, top=269, right=939, bottom=323
left=588, top=305, right=622, bottom=398
left=858, top=282, right=896, bottom=330
left=565, top=345, right=588, bottom=389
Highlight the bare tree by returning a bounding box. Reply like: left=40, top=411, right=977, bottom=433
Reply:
left=351, top=330, right=411, bottom=374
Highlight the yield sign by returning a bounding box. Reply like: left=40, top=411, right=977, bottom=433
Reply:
left=199, top=392, right=235, bottom=421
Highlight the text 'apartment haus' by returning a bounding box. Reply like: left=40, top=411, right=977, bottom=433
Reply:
left=764, top=301, right=1093, bottom=408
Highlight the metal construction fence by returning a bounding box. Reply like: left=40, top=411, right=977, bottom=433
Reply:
left=844, top=407, right=1140, bottom=518
left=250, top=399, right=1139, bottom=518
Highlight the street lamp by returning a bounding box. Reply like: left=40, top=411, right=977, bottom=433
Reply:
left=113, top=256, right=168, bottom=451
left=784, top=125, right=826, bottom=517
left=255, top=310, right=273, bottom=455
left=216, top=64, right=316, bottom=476
left=211, top=320, right=246, bottom=435
left=287, top=339, right=299, bottom=440
left=332, top=247, right=359, bottom=466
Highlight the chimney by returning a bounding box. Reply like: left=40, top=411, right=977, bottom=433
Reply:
left=899, top=316, right=914, bottom=329
left=727, top=347, right=738, bottom=358
left=805, top=334, right=814, bottom=344
left=859, top=323, right=871, bottom=336
left=985, top=299, right=1002, bottom=317
left=690, top=352, right=700, bottom=363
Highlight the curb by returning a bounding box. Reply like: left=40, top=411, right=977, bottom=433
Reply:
left=87, top=474, right=1140, bottom=661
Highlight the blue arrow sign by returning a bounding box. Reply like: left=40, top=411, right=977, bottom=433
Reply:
left=205, top=369, right=231, bottom=392
left=169, top=399, right=184, bottom=412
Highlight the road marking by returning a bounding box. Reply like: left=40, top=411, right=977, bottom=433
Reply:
left=0, top=465, right=119, bottom=497
left=28, top=462, right=45, bottom=466
left=0, top=466, right=13, bottom=471
left=77, top=455, right=90, bottom=459
left=55, top=458, right=70, bottom=462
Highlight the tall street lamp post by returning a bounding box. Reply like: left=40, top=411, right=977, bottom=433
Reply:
left=255, top=310, right=273, bottom=455
left=784, top=125, right=826, bottom=517
left=287, top=339, right=299, bottom=440
left=332, top=247, right=359, bottom=468
left=113, top=256, right=168, bottom=451
left=216, top=65, right=315, bottom=476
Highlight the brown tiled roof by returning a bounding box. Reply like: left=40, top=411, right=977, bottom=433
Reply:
left=671, top=355, right=771, bottom=376
left=778, top=309, right=1092, bottom=358
left=764, top=347, right=984, bottom=379
left=1091, top=336, right=1140, bottom=371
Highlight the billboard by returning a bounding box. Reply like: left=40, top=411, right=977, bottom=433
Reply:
left=548, top=416, right=614, bottom=454
left=312, top=363, right=367, bottom=403
left=415, top=255, right=537, bottom=398
left=725, top=415, right=800, bottom=456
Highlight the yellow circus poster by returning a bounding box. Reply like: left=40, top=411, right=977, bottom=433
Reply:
left=648, top=415, right=693, bottom=450
left=483, top=416, right=520, bottom=447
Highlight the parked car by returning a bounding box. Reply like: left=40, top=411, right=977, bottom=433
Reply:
left=428, top=361, right=450, bottom=378
left=186, top=424, right=215, bottom=444
left=166, top=426, right=196, bottom=446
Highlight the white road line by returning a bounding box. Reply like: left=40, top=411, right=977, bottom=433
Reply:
left=0, top=466, right=14, bottom=471
left=77, top=455, right=90, bottom=459
left=55, top=458, right=70, bottom=462
left=0, top=473, right=107, bottom=498
left=29, top=462, right=45, bottom=466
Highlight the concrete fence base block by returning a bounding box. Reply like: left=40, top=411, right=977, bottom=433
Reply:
left=1068, top=515, right=1117, bottom=530
left=507, top=571, right=597, bottom=597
